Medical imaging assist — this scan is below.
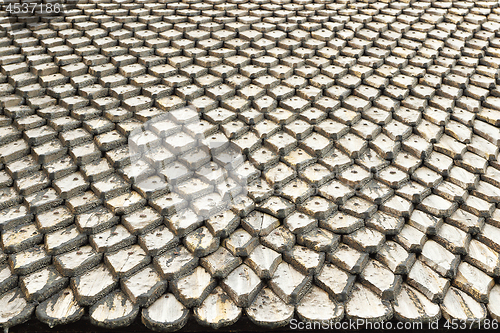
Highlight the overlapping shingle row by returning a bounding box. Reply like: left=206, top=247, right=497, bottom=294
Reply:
left=1, top=0, right=500, bottom=330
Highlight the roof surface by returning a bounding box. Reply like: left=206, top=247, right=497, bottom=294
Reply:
left=1, top=0, right=500, bottom=331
